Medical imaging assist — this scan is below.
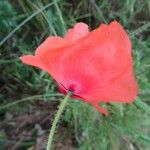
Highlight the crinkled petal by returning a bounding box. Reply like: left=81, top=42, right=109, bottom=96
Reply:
left=20, top=21, right=138, bottom=110
left=56, top=21, right=137, bottom=103
left=64, top=22, right=89, bottom=42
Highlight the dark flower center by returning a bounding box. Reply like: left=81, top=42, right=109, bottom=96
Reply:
left=59, top=83, right=83, bottom=99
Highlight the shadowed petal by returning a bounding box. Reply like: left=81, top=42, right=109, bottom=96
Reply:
left=56, top=21, right=137, bottom=103
left=91, top=103, right=108, bottom=115
left=79, top=66, right=138, bottom=103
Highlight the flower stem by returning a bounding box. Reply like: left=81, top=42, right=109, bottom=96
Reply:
left=46, top=92, right=71, bottom=150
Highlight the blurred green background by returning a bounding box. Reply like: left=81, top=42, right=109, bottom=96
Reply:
left=0, top=0, right=150, bottom=149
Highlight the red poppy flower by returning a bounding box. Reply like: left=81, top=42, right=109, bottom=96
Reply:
left=20, top=21, right=138, bottom=115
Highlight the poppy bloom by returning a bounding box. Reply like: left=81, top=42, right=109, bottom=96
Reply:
left=20, top=21, right=138, bottom=115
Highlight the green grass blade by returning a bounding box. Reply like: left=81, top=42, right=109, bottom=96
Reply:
left=0, top=0, right=60, bottom=46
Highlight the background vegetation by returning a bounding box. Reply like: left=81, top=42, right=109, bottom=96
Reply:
left=0, top=0, right=150, bottom=149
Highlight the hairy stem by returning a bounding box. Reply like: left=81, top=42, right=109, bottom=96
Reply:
left=46, top=92, right=71, bottom=150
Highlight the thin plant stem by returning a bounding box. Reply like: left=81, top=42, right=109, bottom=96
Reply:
left=0, top=93, right=62, bottom=111
left=46, top=92, right=71, bottom=150
left=54, top=3, right=66, bottom=33
left=130, top=22, right=150, bottom=37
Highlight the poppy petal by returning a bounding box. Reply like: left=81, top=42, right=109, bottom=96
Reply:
left=34, top=37, right=71, bottom=80
left=55, top=21, right=137, bottom=103
left=20, top=21, right=138, bottom=114
left=92, top=103, right=108, bottom=115
left=64, top=22, right=89, bottom=42
left=20, top=55, right=49, bottom=72
left=79, top=66, right=137, bottom=103
left=20, top=55, right=38, bottom=67
left=35, top=36, right=69, bottom=56
left=20, top=36, right=70, bottom=79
